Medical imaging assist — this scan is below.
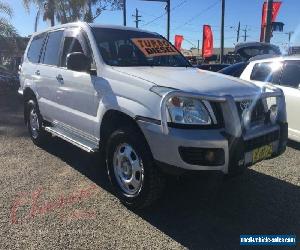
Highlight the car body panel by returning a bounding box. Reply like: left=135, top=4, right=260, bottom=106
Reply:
left=240, top=56, right=300, bottom=142
left=19, top=22, right=288, bottom=173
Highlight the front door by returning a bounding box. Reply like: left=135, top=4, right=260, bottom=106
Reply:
left=277, top=60, right=300, bottom=141
left=54, top=28, right=98, bottom=137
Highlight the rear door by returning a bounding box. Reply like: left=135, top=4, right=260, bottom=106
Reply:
left=21, top=33, right=46, bottom=97
left=279, top=60, right=300, bottom=140
left=36, top=29, right=64, bottom=121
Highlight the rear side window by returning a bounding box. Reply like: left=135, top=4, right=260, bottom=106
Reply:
left=42, top=30, right=64, bottom=66
left=250, top=62, right=282, bottom=84
left=27, top=33, right=46, bottom=63
left=281, top=61, right=300, bottom=88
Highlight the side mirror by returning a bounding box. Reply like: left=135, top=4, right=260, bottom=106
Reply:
left=66, top=52, right=91, bottom=72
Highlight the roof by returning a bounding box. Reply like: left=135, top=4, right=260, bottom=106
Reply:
left=32, top=22, right=157, bottom=37
left=248, top=55, right=300, bottom=64
left=89, top=23, right=157, bottom=34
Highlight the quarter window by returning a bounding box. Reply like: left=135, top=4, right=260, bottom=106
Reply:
left=27, top=33, right=46, bottom=63
left=250, top=62, right=282, bottom=84
left=281, top=61, right=300, bottom=88
left=43, top=30, right=64, bottom=66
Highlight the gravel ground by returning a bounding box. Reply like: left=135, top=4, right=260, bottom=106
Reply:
left=0, top=88, right=299, bottom=250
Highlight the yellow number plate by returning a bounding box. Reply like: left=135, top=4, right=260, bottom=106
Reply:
left=252, top=144, right=273, bottom=163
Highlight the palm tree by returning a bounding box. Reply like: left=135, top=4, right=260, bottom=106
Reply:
left=23, top=0, right=55, bottom=26
left=23, top=0, right=122, bottom=28
left=0, top=1, right=18, bottom=39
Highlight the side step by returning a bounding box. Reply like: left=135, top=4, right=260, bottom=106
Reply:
left=44, top=126, right=99, bottom=153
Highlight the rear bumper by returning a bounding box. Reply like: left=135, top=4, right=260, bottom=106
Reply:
left=137, top=121, right=287, bottom=175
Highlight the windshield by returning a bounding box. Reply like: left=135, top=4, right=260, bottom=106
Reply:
left=92, top=27, right=191, bottom=67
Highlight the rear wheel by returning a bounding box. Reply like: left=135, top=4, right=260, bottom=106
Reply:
left=106, top=127, right=165, bottom=209
left=25, top=99, right=48, bottom=146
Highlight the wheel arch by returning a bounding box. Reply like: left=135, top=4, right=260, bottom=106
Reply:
left=23, top=87, right=37, bottom=125
left=99, top=109, right=152, bottom=154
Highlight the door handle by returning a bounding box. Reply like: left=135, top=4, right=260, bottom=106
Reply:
left=35, top=70, right=40, bottom=76
left=56, top=74, right=64, bottom=83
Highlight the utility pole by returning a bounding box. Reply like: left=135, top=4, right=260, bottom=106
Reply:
left=242, top=25, right=249, bottom=42
left=220, top=0, right=225, bottom=64
left=236, top=21, right=240, bottom=43
left=141, top=0, right=170, bottom=40
left=166, top=0, right=170, bottom=41
left=264, top=0, right=273, bottom=43
left=197, top=40, right=200, bottom=56
left=123, top=0, right=127, bottom=26
left=286, top=31, right=294, bottom=43
left=132, top=8, right=142, bottom=28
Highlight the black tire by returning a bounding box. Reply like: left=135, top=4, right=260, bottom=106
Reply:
left=25, top=98, right=49, bottom=146
left=106, top=127, right=165, bottom=209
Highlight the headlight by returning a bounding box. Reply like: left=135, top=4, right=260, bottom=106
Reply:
left=166, top=96, right=212, bottom=125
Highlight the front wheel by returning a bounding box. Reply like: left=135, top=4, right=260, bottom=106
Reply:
left=106, top=127, right=165, bottom=209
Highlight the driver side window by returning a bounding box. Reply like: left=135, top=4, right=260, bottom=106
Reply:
left=60, top=37, right=84, bottom=67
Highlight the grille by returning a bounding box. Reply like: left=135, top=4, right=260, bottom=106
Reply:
left=209, top=102, right=224, bottom=127
left=236, top=99, right=266, bottom=125
left=244, top=130, right=280, bottom=151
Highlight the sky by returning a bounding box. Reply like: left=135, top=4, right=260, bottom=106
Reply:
left=7, top=0, right=300, bottom=50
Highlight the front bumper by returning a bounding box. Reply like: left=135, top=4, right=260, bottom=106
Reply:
left=138, top=86, right=288, bottom=174
left=138, top=120, right=287, bottom=174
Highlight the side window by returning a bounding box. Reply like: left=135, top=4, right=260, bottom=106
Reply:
left=43, top=30, right=64, bottom=66
left=61, top=37, right=84, bottom=67
left=281, top=61, right=300, bottom=88
left=27, top=33, right=46, bottom=63
left=250, top=62, right=282, bottom=84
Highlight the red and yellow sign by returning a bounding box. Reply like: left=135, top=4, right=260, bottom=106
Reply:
left=131, top=38, right=179, bottom=57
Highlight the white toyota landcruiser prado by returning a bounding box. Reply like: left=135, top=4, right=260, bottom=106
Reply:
left=19, top=22, right=288, bottom=208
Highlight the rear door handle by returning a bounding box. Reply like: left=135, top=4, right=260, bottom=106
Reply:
left=35, top=70, right=40, bottom=76
left=56, top=74, right=64, bottom=83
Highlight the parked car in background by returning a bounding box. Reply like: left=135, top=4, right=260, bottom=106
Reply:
left=19, top=22, right=288, bottom=208
left=234, top=42, right=281, bottom=61
left=240, top=56, right=300, bottom=142
left=218, top=62, right=249, bottom=77
left=0, top=65, right=19, bottom=91
left=197, top=63, right=230, bottom=72
left=219, top=42, right=282, bottom=77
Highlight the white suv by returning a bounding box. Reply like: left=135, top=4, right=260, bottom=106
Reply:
left=19, top=22, right=288, bottom=208
left=240, top=56, right=300, bottom=142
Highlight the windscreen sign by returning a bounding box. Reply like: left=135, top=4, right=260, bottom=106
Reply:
left=131, top=38, right=179, bottom=57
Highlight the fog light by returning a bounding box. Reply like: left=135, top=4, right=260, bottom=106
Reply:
left=205, top=150, right=215, bottom=163
left=179, top=147, right=225, bottom=166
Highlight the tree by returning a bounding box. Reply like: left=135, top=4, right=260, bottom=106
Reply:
left=0, top=1, right=18, bottom=39
left=23, top=0, right=55, bottom=26
left=23, top=0, right=122, bottom=27
left=83, top=0, right=121, bottom=23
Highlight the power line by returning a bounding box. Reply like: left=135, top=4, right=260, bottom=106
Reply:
left=141, top=0, right=187, bottom=27
left=173, top=0, right=220, bottom=31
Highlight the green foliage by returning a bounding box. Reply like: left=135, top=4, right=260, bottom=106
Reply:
left=23, top=0, right=122, bottom=26
left=0, top=1, right=18, bottom=40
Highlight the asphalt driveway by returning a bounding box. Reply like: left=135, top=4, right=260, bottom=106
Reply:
left=0, top=87, right=299, bottom=249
